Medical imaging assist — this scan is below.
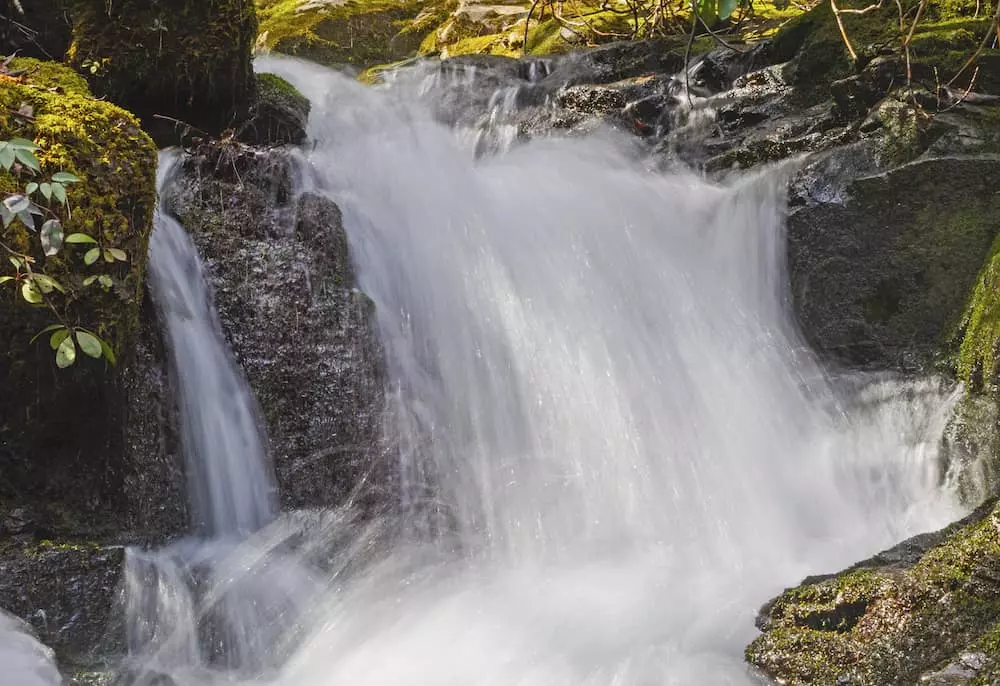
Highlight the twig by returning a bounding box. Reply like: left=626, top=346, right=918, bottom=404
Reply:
left=684, top=0, right=698, bottom=106
left=523, top=0, right=543, bottom=56
left=946, top=0, right=1000, bottom=89
left=829, top=0, right=859, bottom=62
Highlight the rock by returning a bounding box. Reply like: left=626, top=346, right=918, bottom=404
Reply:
left=1, top=0, right=72, bottom=59
left=0, top=542, right=125, bottom=669
left=162, top=144, right=391, bottom=515
left=238, top=73, right=311, bottom=146
left=748, top=498, right=1000, bottom=685
left=68, top=0, right=258, bottom=137
left=0, top=58, right=181, bottom=544
left=787, top=155, right=1000, bottom=369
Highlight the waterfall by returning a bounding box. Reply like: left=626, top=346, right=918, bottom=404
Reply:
left=148, top=151, right=277, bottom=538
left=115, top=56, right=969, bottom=686
left=0, top=611, right=62, bottom=686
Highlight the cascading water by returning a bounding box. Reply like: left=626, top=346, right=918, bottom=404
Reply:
left=148, top=152, right=277, bottom=537
left=113, top=55, right=976, bottom=686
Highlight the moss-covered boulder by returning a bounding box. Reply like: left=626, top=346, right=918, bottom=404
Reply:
left=0, top=57, right=160, bottom=542
left=257, top=0, right=435, bottom=67
left=237, top=73, right=311, bottom=146
left=748, top=498, right=1000, bottom=685
left=67, top=0, right=258, bottom=136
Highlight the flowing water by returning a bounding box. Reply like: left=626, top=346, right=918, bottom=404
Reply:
left=108, top=56, right=975, bottom=686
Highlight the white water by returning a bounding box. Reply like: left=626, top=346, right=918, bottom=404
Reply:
left=148, top=152, right=277, bottom=538
left=0, top=611, right=62, bottom=686
left=108, top=56, right=972, bottom=686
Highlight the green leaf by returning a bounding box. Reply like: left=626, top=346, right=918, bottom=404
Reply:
left=20, top=281, right=42, bottom=304
left=76, top=330, right=102, bottom=359
left=50, top=329, right=70, bottom=351
left=83, top=275, right=98, bottom=286
left=25, top=182, right=38, bottom=195
left=16, top=209, right=34, bottom=230
left=718, top=0, right=737, bottom=19
left=65, top=232, right=97, bottom=244
left=8, top=255, right=22, bottom=269
left=51, top=172, right=81, bottom=184
left=0, top=147, right=15, bottom=171
left=4, top=194, right=30, bottom=214
left=14, top=148, right=40, bottom=172
left=98, top=274, right=112, bottom=289
left=32, top=274, right=65, bottom=294
left=696, top=0, right=719, bottom=22
left=51, top=182, right=66, bottom=205
left=30, top=323, right=64, bottom=344
left=39, top=183, right=51, bottom=201
left=0, top=276, right=13, bottom=285
left=55, top=335, right=76, bottom=368
left=84, top=247, right=100, bottom=265
left=0, top=205, right=12, bottom=228
left=9, top=138, right=39, bottom=151
left=109, top=248, right=127, bottom=262
left=103, top=249, right=115, bottom=263
left=40, top=219, right=63, bottom=256
left=100, top=338, right=117, bottom=366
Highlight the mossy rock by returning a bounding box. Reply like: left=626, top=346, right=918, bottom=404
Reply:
left=0, top=58, right=157, bottom=542
left=238, top=73, right=310, bottom=146
left=748, top=498, right=1000, bottom=685
left=257, top=0, right=436, bottom=67
left=67, top=0, right=258, bottom=136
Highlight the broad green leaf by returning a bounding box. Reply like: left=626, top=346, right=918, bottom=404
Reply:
left=51, top=172, right=81, bottom=184
left=0, top=275, right=13, bottom=285
left=83, top=275, right=98, bottom=286
left=9, top=138, right=39, bottom=151
left=696, top=0, right=719, bottom=22
left=109, top=248, right=127, bottom=262
left=0, top=205, right=12, bottom=228
left=40, top=219, right=63, bottom=256
left=718, top=0, right=737, bottom=19
left=100, top=338, right=117, bottom=366
left=51, top=182, right=66, bottom=205
left=25, top=182, right=38, bottom=195
left=65, top=233, right=97, bottom=244
left=8, top=255, right=22, bottom=269
left=16, top=209, right=34, bottom=229
left=30, top=323, right=63, bottom=344
left=39, top=183, right=51, bottom=201
left=32, top=274, right=65, bottom=294
left=14, top=148, right=40, bottom=172
left=84, top=247, right=100, bottom=265
left=21, top=281, right=42, bottom=304
left=50, top=329, right=70, bottom=350
left=103, top=249, right=114, bottom=263
left=76, top=330, right=102, bottom=359
left=98, top=274, right=112, bottom=289
left=0, top=147, right=15, bottom=170
left=4, top=194, right=30, bottom=214
left=55, top=335, right=76, bottom=368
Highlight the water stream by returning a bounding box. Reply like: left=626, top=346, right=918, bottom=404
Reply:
left=112, top=56, right=972, bottom=686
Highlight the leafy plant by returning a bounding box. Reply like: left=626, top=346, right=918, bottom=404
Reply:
left=0, top=136, right=123, bottom=369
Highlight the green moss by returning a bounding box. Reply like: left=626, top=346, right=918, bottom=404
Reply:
left=748, top=504, right=1000, bottom=685
left=957, top=233, right=1000, bottom=391
left=258, top=0, right=434, bottom=67
left=68, top=0, right=258, bottom=135
left=0, top=58, right=156, bottom=359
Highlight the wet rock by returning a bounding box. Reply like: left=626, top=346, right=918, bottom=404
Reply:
left=163, top=144, right=391, bottom=515
left=238, top=73, right=311, bottom=147
left=786, top=155, right=1000, bottom=369
left=0, top=543, right=125, bottom=668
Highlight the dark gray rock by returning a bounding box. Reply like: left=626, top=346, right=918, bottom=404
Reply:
left=0, top=543, right=125, bottom=668
left=786, top=155, right=1000, bottom=368
left=238, top=73, right=311, bottom=147
left=162, top=144, right=391, bottom=515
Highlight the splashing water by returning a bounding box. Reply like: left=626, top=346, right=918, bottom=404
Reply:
left=116, top=55, right=972, bottom=686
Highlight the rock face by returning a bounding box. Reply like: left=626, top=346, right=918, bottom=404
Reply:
left=162, top=143, right=391, bottom=515
left=68, top=0, right=258, bottom=136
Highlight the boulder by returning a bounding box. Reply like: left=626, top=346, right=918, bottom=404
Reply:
left=161, top=143, right=391, bottom=515
left=67, top=0, right=258, bottom=136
